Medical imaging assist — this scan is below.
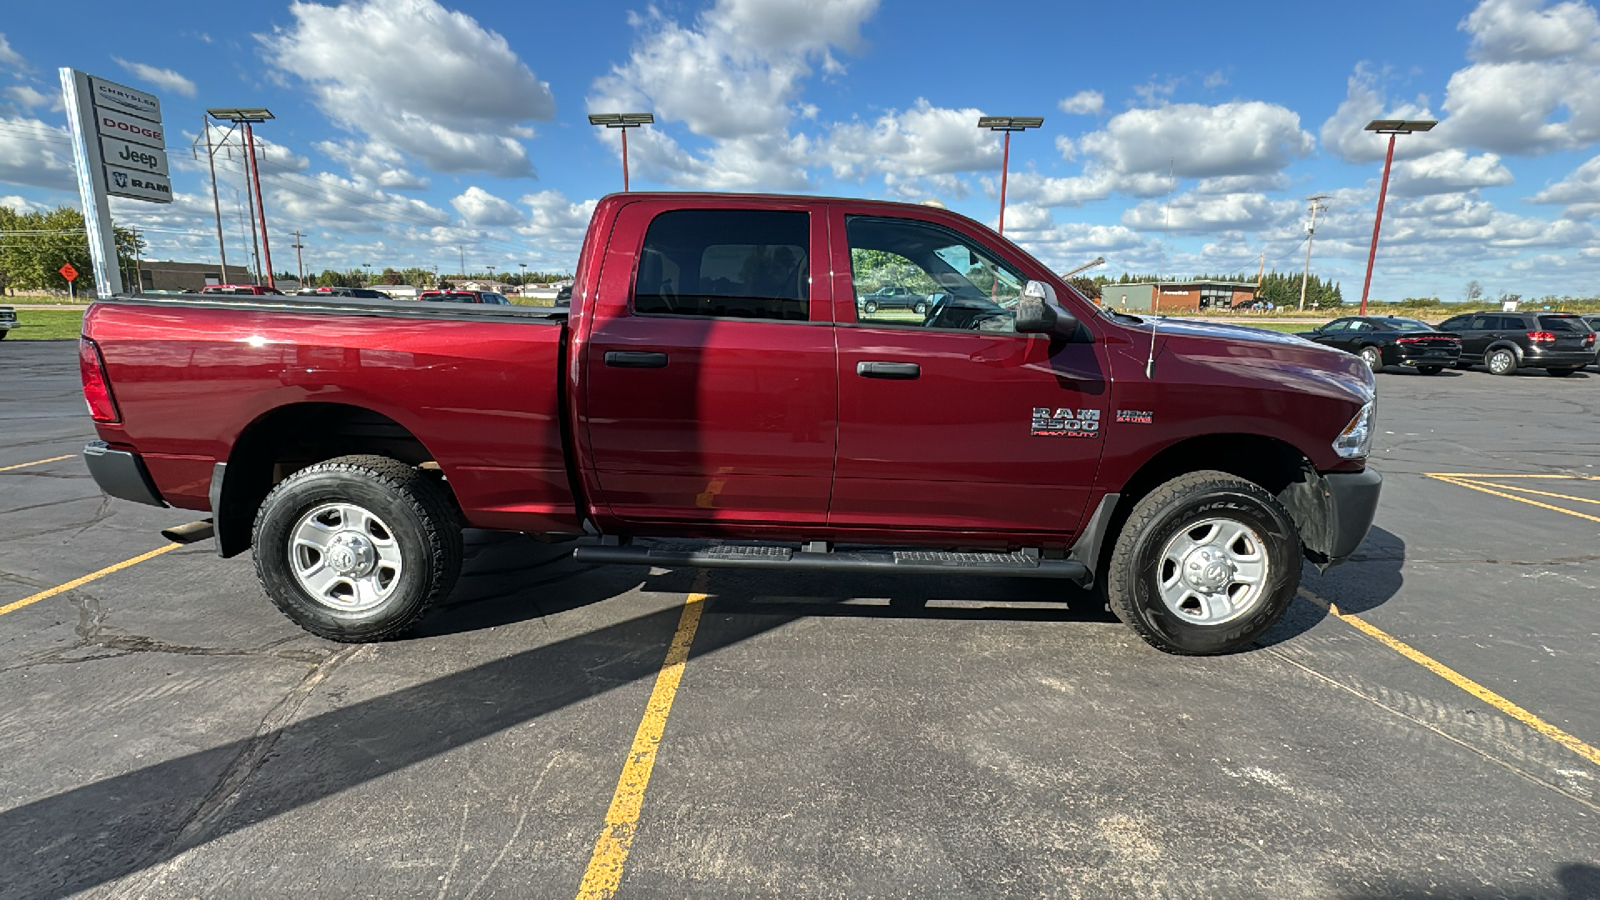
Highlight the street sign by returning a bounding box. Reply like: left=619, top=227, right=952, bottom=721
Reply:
left=60, top=263, right=78, bottom=282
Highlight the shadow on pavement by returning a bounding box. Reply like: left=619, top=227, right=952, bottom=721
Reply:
left=1257, top=525, right=1406, bottom=647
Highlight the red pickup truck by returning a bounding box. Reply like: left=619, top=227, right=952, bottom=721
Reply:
left=79, top=192, right=1380, bottom=654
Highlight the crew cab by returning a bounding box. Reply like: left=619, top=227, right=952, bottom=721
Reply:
left=78, top=193, right=1381, bottom=655
left=0, top=305, right=16, bottom=339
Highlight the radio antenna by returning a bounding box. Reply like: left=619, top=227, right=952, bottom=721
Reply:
left=1147, top=157, right=1175, bottom=378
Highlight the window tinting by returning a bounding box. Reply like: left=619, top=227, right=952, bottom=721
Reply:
left=634, top=210, right=809, bottom=321
left=1539, top=315, right=1587, bottom=332
left=845, top=215, right=1024, bottom=333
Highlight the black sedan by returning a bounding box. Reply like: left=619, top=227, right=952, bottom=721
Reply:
left=1298, top=316, right=1462, bottom=374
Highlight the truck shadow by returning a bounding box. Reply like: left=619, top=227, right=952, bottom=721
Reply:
left=1257, top=525, right=1406, bottom=648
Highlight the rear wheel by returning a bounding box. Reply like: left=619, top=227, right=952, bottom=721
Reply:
left=252, top=454, right=462, bottom=642
left=1104, top=471, right=1302, bottom=655
left=863, top=299, right=878, bottom=314
left=1547, top=367, right=1579, bottom=377
left=1358, top=346, right=1383, bottom=372
left=1417, top=365, right=1443, bottom=375
left=1486, top=347, right=1518, bottom=376
left=913, top=300, right=928, bottom=315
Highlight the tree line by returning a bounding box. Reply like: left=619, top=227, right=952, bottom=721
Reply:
left=0, top=205, right=144, bottom=294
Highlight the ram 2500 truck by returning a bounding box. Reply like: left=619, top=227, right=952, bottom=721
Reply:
left=79, top=192, right=1380, bottom=655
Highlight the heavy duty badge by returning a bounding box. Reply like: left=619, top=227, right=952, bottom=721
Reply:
left=1031, top=407, right=1101, bottom=438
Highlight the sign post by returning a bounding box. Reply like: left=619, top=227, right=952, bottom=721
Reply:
left=60, top=263, right=78, bottom=301
left=60, top=68, right=172, bottom=299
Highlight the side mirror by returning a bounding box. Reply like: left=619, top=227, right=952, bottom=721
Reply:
left=1014, top=280, right=1080, bottom=338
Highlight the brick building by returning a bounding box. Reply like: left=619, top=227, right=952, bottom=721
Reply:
left=1100, top=280, right=1259, bottom=314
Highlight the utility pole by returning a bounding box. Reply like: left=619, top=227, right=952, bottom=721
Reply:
left=1298, top=194, right=1330, bottom=311
left=291, top=230, right=306, bottom=286
left=458, top=245, right=466, bottom=280
left=199, top=118, right=229, bottom=282
left=132, top=226, right=142, bottom=292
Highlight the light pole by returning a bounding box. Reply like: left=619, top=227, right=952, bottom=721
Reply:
left=1358, top=118, right=1437, bottom=315
left=362, top=262, right=372, bottom=286
left=978, top=116, right=1043, bottom=236
left=207, top=108, right=276, bottom=288
left=518, top=262, right=527, bottom=295
left=588, top=113, right=654, bottom=191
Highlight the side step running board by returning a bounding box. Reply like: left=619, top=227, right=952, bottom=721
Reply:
left=572, top=543, right=1090, bottom=581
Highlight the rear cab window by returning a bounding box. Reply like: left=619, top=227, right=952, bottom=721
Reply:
left=1539, top=315, right=1589, bottom=332
left=633, top=209, right=809, bottom=321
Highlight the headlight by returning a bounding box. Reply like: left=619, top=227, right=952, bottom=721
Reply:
left=1333, top=401, right=1375, bottom=460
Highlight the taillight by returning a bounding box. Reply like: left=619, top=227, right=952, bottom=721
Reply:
left=1585, top=333, right=1596, bottom=346
left=78, top=337, right=121, bottom=423
left=1527, top=331, right=1556, bottom=344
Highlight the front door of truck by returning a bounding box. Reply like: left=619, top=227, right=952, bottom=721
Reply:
left=582, top=201, right=837, bottom=526
left=826, top=208, right=1108, bottom=537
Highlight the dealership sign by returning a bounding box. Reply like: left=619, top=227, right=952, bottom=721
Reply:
left=86, top=76, right=171, bottom=203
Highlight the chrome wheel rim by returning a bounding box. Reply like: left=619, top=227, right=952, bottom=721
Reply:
left=289, top=502, right=404, bottom=613
left=1361, top=348, right=1381, bottom=371
left=1489, top=351, right=1512, bottom=373
left=1155, top=517, right=1270, bottom=626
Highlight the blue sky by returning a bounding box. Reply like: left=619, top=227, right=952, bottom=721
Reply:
left=4, top=0, right=1600, bottom=299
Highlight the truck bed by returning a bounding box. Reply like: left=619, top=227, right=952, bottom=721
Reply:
left=83, top=294, right=580, bottom=534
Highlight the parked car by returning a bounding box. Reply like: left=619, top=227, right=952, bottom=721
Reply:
left=0, top=305, right=15, bottom=340
left=858, top=285, right=928, bottom=314
left=555, top=284, right=572, bottom=306
left=1435, top=310, right=1597, bottom=376
left=296, top=286, right=393, bottom=299
left=420, top=290, right=512, bottom=305
left=79, top=191, right=1381, bottom=656
left=197, top=284, right=285, bottom=296
left=1587, top=315, right=1600, bottom=370
left=1296, top=316, right=1462, bottom=374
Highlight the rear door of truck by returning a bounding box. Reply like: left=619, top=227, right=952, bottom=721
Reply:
left=579, top=198, right=838, bottom=526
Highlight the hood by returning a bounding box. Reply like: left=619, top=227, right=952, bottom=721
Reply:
left=1134, top=315, right=1376, bottom=405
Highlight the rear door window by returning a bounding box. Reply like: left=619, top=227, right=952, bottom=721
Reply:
left=633, top=210, right=809, bottom=321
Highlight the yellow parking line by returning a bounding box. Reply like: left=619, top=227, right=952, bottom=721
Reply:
left=1423, top=472, right=1600, bottom=480
left=1300, top=588, right=1600, bottom=768
left=1455, top=480, right=1600, bottom=507
left=0, top=454, right=75, bottom=473
left=576, top=573, right=710, bottom=900
left=1425, top=475, right=1600, bottom=525
left=0, top=544, right=180, bottom=618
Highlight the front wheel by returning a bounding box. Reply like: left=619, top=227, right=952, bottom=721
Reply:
left=863, top=300, right=878, bottom=314
left=252, top=454, right=462, bottom=642
left=1417, top=365, right=1443, bottom=375
left=913, top=300, right=928, bottom=315
left=1486, top=347, right=1518, bottom=376
left=1104, top=471, right=1302, bottom=655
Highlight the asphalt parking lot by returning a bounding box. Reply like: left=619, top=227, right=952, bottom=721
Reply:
left=2, top=340, right=1597, bottom=899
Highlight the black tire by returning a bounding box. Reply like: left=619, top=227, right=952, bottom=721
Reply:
left=1486, top=347, right=1518, bottom=376
left=252, top=454, right=462, bottom=642
left=1104, top=471, right=1302, bottom=655
left=913, top=300, right=928, bottom=315
left=1416, top=365, right=1443, bottom=375
left=863, top=300, right=878, bottom=314
left=1358, top=345, right=1383, bottom=373
left=1547, top=367, right=1578, bottom=377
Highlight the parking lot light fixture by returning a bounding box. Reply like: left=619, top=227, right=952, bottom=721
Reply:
left=978, top=116, right=1044, bottom=236
left=207, top=108, right=277, bottom=289
left=589, top=113, right=655, bottom=192
left=1359, top=118, right=1436, bottom=315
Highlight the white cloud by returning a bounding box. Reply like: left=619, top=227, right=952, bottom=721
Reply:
left=1319, top=65, right=1438, bottom=164
left=0, top=115, right=75, bottom=191
left=1529, top=154, right=1600, bottom=217
left=4, top=85, right=51, bottom=112
left=1121, top=191, right=1300, bottom=234
left=588, top=0, right=876, bottom=190
left=826, top=99, right=998, bottom=179
left=1389, top=149, right=1514, bottom=196
left=1462, top=0, right=1600, bottom=63
left=316, top=139, right=429, bottom=190
left=259, top=0, right=555, bottom=178
left=0, top=194, right=52, bottom=214
left=515, top=190, right=600, bottom=263
left=113, top=58, right=197, bottom=97
left=451, top=186, right=525, bottom=226
left=0, top=33, right=26, bottom=70
left=1058, top=90, right=1104, bottom=115
left=1083, top=102, right=1315, bottom=179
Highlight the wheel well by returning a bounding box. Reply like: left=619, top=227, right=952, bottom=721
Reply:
left=214, top=403, right=442, bottom=557
left=1095, top=434, right=1319, bottom=576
